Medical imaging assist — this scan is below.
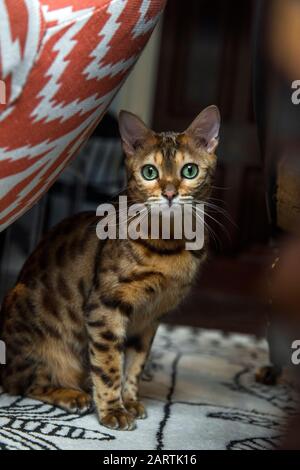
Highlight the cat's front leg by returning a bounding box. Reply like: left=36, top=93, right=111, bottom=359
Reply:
left=86, top=301, right=135, bottom=431
left=123, top=323, right=158, bottom=419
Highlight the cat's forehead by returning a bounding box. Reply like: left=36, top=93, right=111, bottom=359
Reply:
left=144, top=132, right=186, bottom=169
left=155, top=132, right=182, bottom=159
left=132, top=131, right=206, bottom=173
left=144, top=132, right=194, bottom=168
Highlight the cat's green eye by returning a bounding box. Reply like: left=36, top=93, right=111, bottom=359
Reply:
left=181, top=163, right=199, bottom=179
left=141, top=164, right=159, bottom=181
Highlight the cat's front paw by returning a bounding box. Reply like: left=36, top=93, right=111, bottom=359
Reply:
left=124, top=400, right=147, bottom=419
left=101, top=408, right=136, bottom=431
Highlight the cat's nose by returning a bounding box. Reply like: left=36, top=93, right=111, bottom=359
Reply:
left=162, top=184, right=177, bottom=203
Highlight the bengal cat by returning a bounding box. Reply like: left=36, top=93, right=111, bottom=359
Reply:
left=0, top=106, right=220, bottom=430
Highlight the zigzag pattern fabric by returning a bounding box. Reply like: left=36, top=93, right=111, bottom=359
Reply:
left=0, top=0, right=165, bottom=231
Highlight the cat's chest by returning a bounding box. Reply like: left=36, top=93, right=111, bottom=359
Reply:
left=129, top=251, right=201, bottom=325
left=100, top=246, right=204, bottom=334
left=147, top=250, right=200, bottom=284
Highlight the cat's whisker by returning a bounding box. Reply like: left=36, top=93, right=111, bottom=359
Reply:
left=193, top=199, right=237, bottom=228
left=145, top=202, right=164, bottom=207
left=194, top=206, right=231, bottom=238
left=190, top=209, right=219, bottom=248
left=204, top=204, right=237, bottom=229
left=205, top=201, right=230, bottom=212
left=110, top=208, right=149, bottom=228
left=90, top=206, right=150, bottom=230
left=203, top=202, right=232, bottom=218
left=208, top=196, right=228, bottom=204
left=87, top=207, right=133, bottom=230
left=113, top=198, right=145, bottom=206
left=211, top=185, right=231, bottom=191
left=191, top=207, right=222, bottom=249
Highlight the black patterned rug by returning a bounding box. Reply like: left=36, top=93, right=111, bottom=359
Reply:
left=0, top=325, right=298, bottom=450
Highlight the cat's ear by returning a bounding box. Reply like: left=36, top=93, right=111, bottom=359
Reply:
left=185, top=105, right=220, bottom=154
left=118, top=110, right=154, bottom=156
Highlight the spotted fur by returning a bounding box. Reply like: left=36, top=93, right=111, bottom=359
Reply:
left=0, top=107, right=220, bottom=430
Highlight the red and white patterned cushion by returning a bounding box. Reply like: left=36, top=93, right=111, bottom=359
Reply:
left=0, top=0, right=165, bottom=231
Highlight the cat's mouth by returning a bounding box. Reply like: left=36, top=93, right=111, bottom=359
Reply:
left=146, top=196, right=194, bottom=208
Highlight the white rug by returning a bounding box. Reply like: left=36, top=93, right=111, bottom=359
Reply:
left=0, top=325, right=298, bottom=450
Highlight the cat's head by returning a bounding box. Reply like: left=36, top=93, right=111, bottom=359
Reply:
left=118, top=106, right=220, bottom=207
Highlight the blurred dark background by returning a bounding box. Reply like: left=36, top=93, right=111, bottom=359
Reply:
left=1, top=0, right=295, bottom=336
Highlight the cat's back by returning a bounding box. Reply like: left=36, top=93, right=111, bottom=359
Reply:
left=18, top=211, right=98, bottom=286
left=0, top=212, right=101, bottom=392
left=1, top=211, right=99, bottom=335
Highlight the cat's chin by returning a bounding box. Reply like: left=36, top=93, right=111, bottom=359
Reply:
left=149, top=201, right=182, bottom=211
